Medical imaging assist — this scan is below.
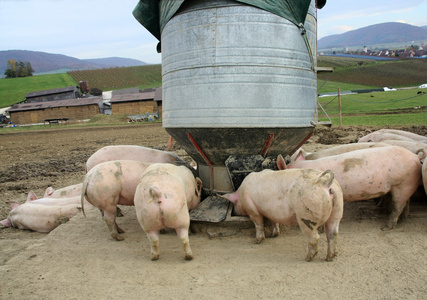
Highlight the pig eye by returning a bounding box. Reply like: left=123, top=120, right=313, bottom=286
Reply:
left=329, top=189, right=333, bottom=195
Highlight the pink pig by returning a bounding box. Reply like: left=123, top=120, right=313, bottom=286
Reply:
left=81, top=160, right=152, bottom=241
left=223, top=168, right=343, bottom=262
left=422, top=159, right=427, bottom=197
left=286, top=146, right=422, bottom=230
left=376, top=129, right=427, bottom=143
left=43, top=183, right=83, bottom=198
left=86, top=145, right=190, bottom=172
left=0, top=199, right=81, bottom=233
left=134, top=163, right=202, bottom=261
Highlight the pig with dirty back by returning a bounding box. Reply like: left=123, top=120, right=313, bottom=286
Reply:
left=86, top=145, right=191, bottom=172
left=223, top=167, right=343, bottom=262
left=81, top=160, right=151, bottom=241
left=134, top=163, right=202, bottom=261
left=43, top=183, right=83, bottom=198
left=286, top=146, right=423, bottom=230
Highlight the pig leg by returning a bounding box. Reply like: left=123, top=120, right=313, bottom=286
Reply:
left=146, top=231, right=160, bottom=261
left=102, top=208, right=125, bottom=241
left=271, top=222, right=280, bottom=238
left=296, top=216, right=320, bottom=262
left=243, top=196, right=266, bottom=243
left=324, top=221, right=339, bottom=262
left=176, top=227, right=193, bottom=260
left=382, top=188, right=411, bottom=230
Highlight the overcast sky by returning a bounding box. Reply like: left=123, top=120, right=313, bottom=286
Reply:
left=1, top=0, right=426, bottom=64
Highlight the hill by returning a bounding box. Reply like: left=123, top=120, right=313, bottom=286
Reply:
left=318, top=22, right=427, bottom=49
left=0, top=50, right=147, bottom=77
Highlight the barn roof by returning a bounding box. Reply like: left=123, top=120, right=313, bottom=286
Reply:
left=25, top=86, right=80, bottom=98
left=8, top=97, right=102, bottom=113
left=109, top=90, right=156, bottom=103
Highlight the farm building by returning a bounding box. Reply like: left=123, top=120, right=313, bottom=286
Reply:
left=109, top=87, right=162, bottom=118
left=25, top=86, right=81, bottom=103
left=8, top=97, right=102, bottom=125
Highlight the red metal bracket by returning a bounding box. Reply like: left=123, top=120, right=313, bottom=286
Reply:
left=261, top=133, right=275, bottom=157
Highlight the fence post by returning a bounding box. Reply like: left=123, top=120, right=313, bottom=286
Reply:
left=338, top=88, right=342, bottom=127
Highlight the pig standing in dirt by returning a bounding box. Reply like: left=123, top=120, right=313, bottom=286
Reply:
left=223, top=168, right=343, bottom=262
left=134, top=163, right=202, bottom=261
left=81, top=160, right=152, bottom=241
left=286, top=146, right=422, bottom=230
left=379, top=140, right=427, bottom=162
left=43, top=183, right=83, bottom=198
left=290, top=142, right=388, bottom=162
left=86, top=145, right=191, bottom=172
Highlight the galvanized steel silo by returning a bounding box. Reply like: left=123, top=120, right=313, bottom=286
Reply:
left=134, top=0, right=320, bottom=192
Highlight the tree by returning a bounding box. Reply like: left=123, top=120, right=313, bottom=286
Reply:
left=4, top=59, right=34, bottom=78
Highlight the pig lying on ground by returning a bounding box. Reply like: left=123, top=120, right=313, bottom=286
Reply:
left=222, top=168, right=343, bottom=262
left=358, top=131, right=422, bottom=143
left=285, top=146, right=422, bottom=230
left=134, top=163, right=202, bottom=261
left=376, top=129, right=427, bottom=143
left=379, top=140, right=427, bottom=162
left=81, top=160, right=152, bottom=241
left=423, top=160, right=427, bottom=197
left=290, top=142, right=388, bottom=162
left=86, top=145, right=191, bottom=172
left=0, top=191, right=85, bottom=232
left=43, top=183, right=83, bottom=198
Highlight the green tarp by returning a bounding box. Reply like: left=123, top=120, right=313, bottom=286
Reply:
left=133, top=0, right=312, bottom=41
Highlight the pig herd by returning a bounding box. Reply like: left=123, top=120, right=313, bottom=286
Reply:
left=1, top=129, right=427, bottom=262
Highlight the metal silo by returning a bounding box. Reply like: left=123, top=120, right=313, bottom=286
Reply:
left=134, top=0, right=322, bottom=194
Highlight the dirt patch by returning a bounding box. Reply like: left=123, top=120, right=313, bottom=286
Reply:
left=1, top=123, right=426, bottom=299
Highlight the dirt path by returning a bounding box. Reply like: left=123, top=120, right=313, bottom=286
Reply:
left=1, top=123, right=426, bottom=299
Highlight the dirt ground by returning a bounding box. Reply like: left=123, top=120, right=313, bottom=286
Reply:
left=1, top=122, right=427, bottom=299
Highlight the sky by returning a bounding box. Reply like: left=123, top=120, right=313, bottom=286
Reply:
left=1, top=0, right=426, bottom=65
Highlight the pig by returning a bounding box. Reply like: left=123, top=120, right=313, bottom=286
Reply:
left=376, top=129, right=427, bottom=143
left=291, top=142, right=389, bottom=161
left=0, top=201, right=81, bottom=233
left=358, top=131, right=418, bottom=143
left=379, top=140, right=427, bottom=162
left=423, top=159, right=427, bottom=197
left=134, top=163, right=203, bottom=261
left=81, top=160, right=151, bottom=241
left=285, top=146, right=422, bottom=230
left=43, top=183, right=83, bottom=198
left=222, top=168, right=343, bottom=262
left=26, top=190, right=92, bottom=207
left=86, top=145, right=191, bottom=172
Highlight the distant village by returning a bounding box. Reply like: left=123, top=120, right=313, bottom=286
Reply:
left=320, top=45, right=427, bottom=59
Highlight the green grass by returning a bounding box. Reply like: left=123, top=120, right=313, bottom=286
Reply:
left=318, top=88, right=427, bottom=126
left=0, top=73, right=77, bottom=108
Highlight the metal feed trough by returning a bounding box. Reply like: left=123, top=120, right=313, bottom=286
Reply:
left=134, top=0, right=329, bottom=226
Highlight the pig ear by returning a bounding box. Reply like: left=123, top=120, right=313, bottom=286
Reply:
left=6, top=201, right=20, bottom=210
left=315, top=170, right=335, bottom=187
left=195, top=177, right=203, bottom=197
left=276, top=154, right=287, bottom=170
left=44, top=187, right=54, bottom=197
left=0, top=218, right=13, bottom=227
left=26, top=191, right=38, bottom=202
left=295, top=151, right=306, bottom=161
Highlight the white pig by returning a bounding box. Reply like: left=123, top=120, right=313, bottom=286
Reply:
left=285, top=146, right=422, bottom=230
left=376, top=129, right=427, bottom=143
left=134, top=163, right=202, bottom=261
left=0, top=201, right=81, bottom=233
left=379, top=139, right=427, bottom=162
left=86, top=145, right=190, bottom=172
left=358, top=131, right=418, bottom=143
left=422, top=159, right=427, bottom=197
left=223, top=168, right=343, bottom=262
left=81, top=160, right=151, bottom=241
left=291, top=142, right=389, bottom=161
left=43, top=183, right=83, bottom=198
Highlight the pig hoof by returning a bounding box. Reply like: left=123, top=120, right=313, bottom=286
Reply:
left=185, top=254, right=193, bottom=261
left=151, top=254, right=160, bottom=261
left=113, top=234, right=125, bottom=241
left=325, top=254, right=337, bottom=262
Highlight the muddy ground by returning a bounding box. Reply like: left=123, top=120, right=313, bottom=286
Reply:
left=1, top=123, right=426, bottom=299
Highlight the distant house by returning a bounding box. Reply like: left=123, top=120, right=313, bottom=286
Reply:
left=25, top=86, right=81, bottom=103
left=8, top=97, right=102, bottom=124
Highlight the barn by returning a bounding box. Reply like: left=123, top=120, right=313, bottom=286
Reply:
left=109, top=87, right=162, bottom=118
left=8, top=97, right=102, bottom=125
